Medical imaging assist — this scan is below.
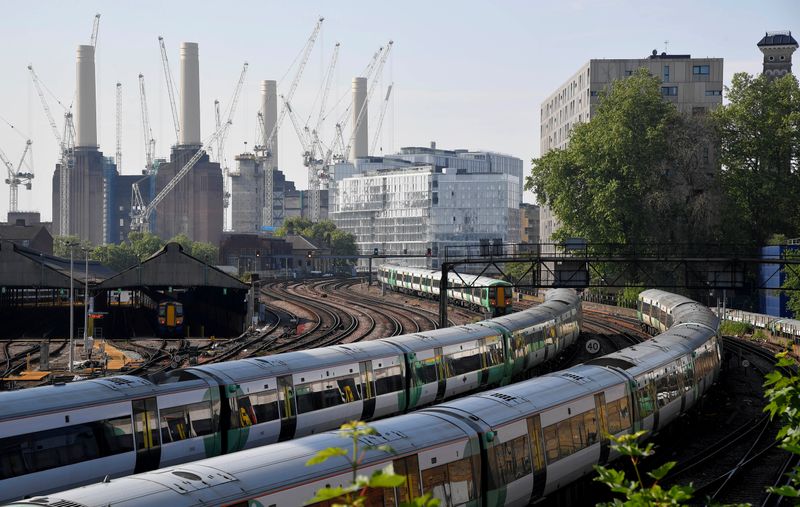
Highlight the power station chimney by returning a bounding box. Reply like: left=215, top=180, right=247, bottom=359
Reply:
left=350, top=77, right=368, bottom=161
left=75, top=45, right=97, bottom=149
left=179, top=42, right=201, bottom=146
left=261, top=80, right=277, bottom=166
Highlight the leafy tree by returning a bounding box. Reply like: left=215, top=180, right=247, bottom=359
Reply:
left=275, top=216, right=313, bottom=237
left=53, top=235, right=93, bottom=257
left=783, top=250, right=800, bottom=318
left=275, top=218, right=358, bottom=261
left=91, top=243, right=138, bottom=271
left=527, top=69, right=719, bottom=246
left=712, top=73, right=800, bottom=245
left=127, top=231, right=165, bottom=261
left=168, top=233, right=193, bottom=251
left=306, top=421, right=438, bottom=507
left=763, top=352, right=800, bottom=499
left=190, top=241, right=219, bottom=264
left=594, top=431, right=695, bottom=506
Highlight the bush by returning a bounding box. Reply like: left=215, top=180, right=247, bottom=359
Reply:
left=720, top=320, right=753, bottom=337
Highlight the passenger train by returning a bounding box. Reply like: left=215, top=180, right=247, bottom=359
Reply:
left=0, top=290, right=581, bottom=502
left=157, top=300, right=184, bottom=336
left=378, top=264, right=514, bottom=316
left=6, top=289, right=721, bottom=507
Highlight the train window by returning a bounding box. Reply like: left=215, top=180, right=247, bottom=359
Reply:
left=636, top=382, right=656, bottom=419
left=542, top=409, right=599, bottom=463
left=446, top=347, right=482, bottom=376
left=489, top=434, right=532, bottom=488
left=421, top=463, right=449, bottom=504
left=161, top=405, right=194, bottom=441
left=448, top=457, right=477, bottom=504
left=606, top=398, right=631, bottom=434
left=187, top=401, right=215, bottom=437
left=250, top=390, right=280, bottom=423
left=414, top=358, right=438, bottom=384
left=543, top=425, right=559, bottom=462
left=0, top=416, right=135, bottom=480
left=374, top=365, right=404, bottom=395
left=296, top=376, right=361, bottom=413
left=413, top=275, right=420, bottom=285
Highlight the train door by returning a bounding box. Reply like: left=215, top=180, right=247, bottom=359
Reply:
left=495, top=286, right=506, bottom=315
left=277, top=375, right=297, bottom=441
left=133, top=397, right=161, bottom=473
left=434, top=347, right=447, bottom=402
left=359, top=361, right=376, bottom=421
left=594, top=392, right=610, bottom=463
left=166, top=303, right=176, bottom=327
left=526, top=414, right=547, bottom=499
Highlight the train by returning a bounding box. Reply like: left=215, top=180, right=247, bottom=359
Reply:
left=716, top=307, right=800, bottom=343
left=157, top=300, right=184, bottom=335
left=0, top=289, right=581, bottom=502
left=8, top=289, right=721, bottom=506
left=377, top=264, right=514, bottom=316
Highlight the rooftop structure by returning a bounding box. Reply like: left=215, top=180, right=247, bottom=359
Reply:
left=757, top=30, right=797, bottom=79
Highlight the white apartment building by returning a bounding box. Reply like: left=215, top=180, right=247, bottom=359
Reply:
left=538, top=51, right=724, bottom=251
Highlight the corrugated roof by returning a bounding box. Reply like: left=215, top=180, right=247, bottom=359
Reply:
left=0, top=224, right=48, bottom=241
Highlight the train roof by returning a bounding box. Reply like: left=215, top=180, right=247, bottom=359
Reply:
left=0, top=376, right=159, bottom=422
left=639, top=289, right=694, bottom=309
left=428, top=364, right=625, bottom=428
left=379, top=263, right=511, bottom=286
left=585, top=323, right=713, bottom=375
left=383, top=323, right=501, bottom=352
left=186, top=341, right=404, bottom=383
left=18, top=413, right=470, bottom=507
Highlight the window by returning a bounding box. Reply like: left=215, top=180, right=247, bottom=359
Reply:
left=663, top=65, right=670, bottom=83
left=414, top=358, right=438, bottom=384
left=394, top=455, right=422, bottom=503
left=0, top=416, right=134, bottom=479
left=489, top=434, right=532, bottom=488
left=590, top=90, right=598, bottom=97
left=693, top=64, right=710, bottom=75
left=542, top=408, right=599, bottom=463
left=606, top=397, right=631, bottom=434
left=295, top=376, right=361, bottom=414
left=447, top=347, right=482, bottom=376
left=624, top=70, right=633, bottom=76
left=705, top=90, right=722, bottom=96
left=661, top=86, right=678, bottom=97
left=374, top=365, right=404, bottom=395
left=421, top=457, right=477, bottom=506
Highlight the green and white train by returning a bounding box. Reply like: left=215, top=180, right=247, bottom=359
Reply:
left=378, top=264, right=514, bottom=316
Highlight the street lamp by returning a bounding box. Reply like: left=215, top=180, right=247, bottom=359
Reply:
left=66, top=241, right=77, bottom=373
left=82, top=248, right=89, bottom=360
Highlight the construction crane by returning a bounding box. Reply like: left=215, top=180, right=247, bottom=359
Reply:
left=138, top=74, right=156, bottom=174
left=158, top=36, right=180, bottom=143
left=214, top=62, right=248, bottom=230
left=90, top=14, right=101, bottom=47
left=308, top=42, right=340, bottom=165
left=130, top=120, right=231, bottom=232
left=28, top=64, right=75, bottom=235
left=1, top=140, right=33, bottom=213
left=370, top=83, right=393, bottom=156
left=262, top=16, right=324, bottom=229
left=115, top=82, right=122, bottom=171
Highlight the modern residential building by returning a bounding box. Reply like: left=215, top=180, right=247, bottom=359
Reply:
left=538, top=51, right=724, bottom=261
left=331, top=154, right=521, bottom=268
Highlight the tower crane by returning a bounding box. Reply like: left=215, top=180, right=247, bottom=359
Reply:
left=90, top=14, right=101, bottom=47
left=214, top=62, right=248, bottom=230
left=138, top=74, right=156, bottom=174
left=261, top=16, right=324, bottom=229
left=308, top=42, right=340, bottom=163
left=28, top=64, right=75, bottom=235
left=115, top=82, right=122, bottom=171
left=1, top=140, right=34, bottom=213
left=130, top=120, right=232, bottom=232
left=158, top=36, right=181, bottom=143
left=370, top=83, right=393, bottom=156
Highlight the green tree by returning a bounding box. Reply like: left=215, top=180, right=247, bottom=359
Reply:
left=764, top=352, right=800, bottom=499
left=127, top=231, right=165, bottom=260
left=168, top=233, right=193, bottom=251
left=594, top=431, right=695, bottom=506
left=53, top=235, right=93, bottom=257
left=782, top=250, right=800, bottom=318
left=712, top=73, right=800, bottom=245
left=91, top=242, right=138, bottom=271
left=527, top=69, right=718, bottom=246
left=190, top=241, right=219, bottom=264
left=306, top=421, right=438, bottom=507
left=275, top=216, right=313, bottom=237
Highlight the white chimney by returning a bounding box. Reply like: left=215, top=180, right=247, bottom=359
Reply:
left=261, top=80, right=277, bottom=166
left=75, top=45, right=97, bottom=149
left=179, top=42, right=201, bottom=146
left=350, top=77, right=368, bottom=161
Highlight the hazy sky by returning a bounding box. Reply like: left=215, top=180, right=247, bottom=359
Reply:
left=0, top=0, right=796, bottom=221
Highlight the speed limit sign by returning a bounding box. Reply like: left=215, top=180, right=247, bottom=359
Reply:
left=585, top=339, right=601, bottom=354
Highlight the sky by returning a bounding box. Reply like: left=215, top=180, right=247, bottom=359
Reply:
left=0, top=0, right=797, bottom=222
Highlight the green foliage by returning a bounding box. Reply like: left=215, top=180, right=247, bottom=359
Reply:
left=764, top=352, right=800, bottom=499
left=719, top=320, right=754, bottom=338
left=527, top=69, right=718, bottom=246
left=594, top=431, right=695, bottom=506
left=752, top=329, right=768, bottom=342
left=306, top=421, right=439, bottom=507
left=712, top=72, right=800, bottom=245
left=617, top=285, right=644, bottom=308
left=275, top=218, right=358, bottom=264
left=53, top=235, right=93, bottom=257
left=782, top=250, right=800, bottom=318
